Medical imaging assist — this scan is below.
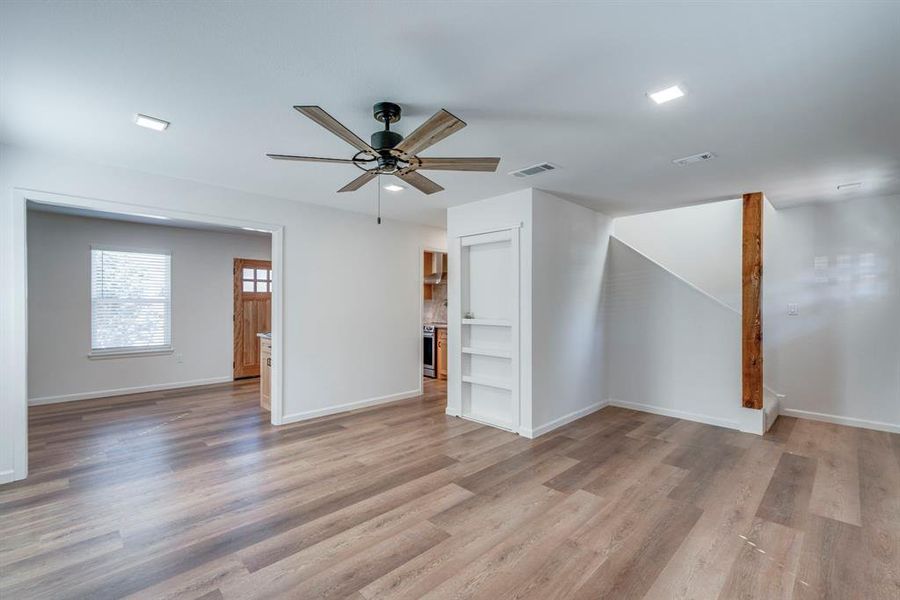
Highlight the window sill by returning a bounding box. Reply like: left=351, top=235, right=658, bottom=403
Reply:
left=88, top=347, right=174, bottom=360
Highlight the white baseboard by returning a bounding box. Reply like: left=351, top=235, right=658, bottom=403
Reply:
left=519, top=401, right=609, bottom=439
left=281, top=387, right=422, bottom=424
left=0, top=469, right=15, bottom=485
left=28, top=376, right=234, bottom=406
left=781, top=407, right=900, bottom=434
left=608, top=398, right=740, bottom=431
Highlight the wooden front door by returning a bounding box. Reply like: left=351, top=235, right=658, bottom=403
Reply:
left=233, top=258, right=272, bottom=379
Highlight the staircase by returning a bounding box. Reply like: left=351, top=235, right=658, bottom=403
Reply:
left=606, top=211, right=781, bottom=435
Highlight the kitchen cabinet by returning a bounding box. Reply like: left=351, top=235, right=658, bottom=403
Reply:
left=259, top=335, right=271, bottom=411
left=437, top=327, right=448, bottom=380
left=423, top=252, right=433, bottom=300
left=423, top=251, right=449, bottom=300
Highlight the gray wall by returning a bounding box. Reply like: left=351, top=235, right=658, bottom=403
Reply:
left=27, top=211, right=271, bottom=402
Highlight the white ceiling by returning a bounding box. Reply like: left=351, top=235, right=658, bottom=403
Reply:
left=2, top=1, right=899, bottom=227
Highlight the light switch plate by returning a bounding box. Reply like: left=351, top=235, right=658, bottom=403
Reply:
left=787, top=303, right=799, bottom=316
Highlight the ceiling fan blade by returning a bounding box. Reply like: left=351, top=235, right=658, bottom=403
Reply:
left=394, top=109, right=466, bottom=156
left=293, top=106, right=376, bottom=154
left=337, top=171, right=376, bottom=193
left=395, top=170, right=444, bottom=195
left=267, top=154, right=356, bottom=164
left=414, top=157, right=500, bottom=172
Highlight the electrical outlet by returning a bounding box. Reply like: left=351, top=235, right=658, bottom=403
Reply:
left=787, top=303, right=799, bottom=316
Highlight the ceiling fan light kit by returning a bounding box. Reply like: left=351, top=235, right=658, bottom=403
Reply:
left=267, top=101, right=501, bottom=199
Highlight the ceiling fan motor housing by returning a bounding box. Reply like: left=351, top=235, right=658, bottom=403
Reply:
left=371, top=129, right=403, bottom=152
left=371, top=102, right=404, bottom=153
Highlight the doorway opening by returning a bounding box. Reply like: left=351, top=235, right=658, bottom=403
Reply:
left=422, top=247, right=448, bottom=385
left=8, top=189, right=285, bottom=482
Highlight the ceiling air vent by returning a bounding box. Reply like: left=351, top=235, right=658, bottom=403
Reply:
left=672, top=152, right=716, bottom=166
left=509, top=162, right=558, bottom=178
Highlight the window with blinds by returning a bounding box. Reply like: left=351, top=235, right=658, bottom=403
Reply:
left=90, top=247, right=172, bottom=354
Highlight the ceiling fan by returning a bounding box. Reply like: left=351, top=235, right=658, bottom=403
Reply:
left=267, top=102, right=500, bottom=195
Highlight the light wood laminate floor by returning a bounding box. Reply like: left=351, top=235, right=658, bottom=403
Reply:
left=2, top=378, right=898, bottom=599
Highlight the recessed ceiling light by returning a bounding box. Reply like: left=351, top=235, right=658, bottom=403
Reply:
left=384, top=184, right=404, bottom=192
left=648, top=85, right=685, bottom=104
left=132, top=213, right=170, bottom=220
left=836, top=182, right=863, bottom=191
left=134, top=113, right=169, bottom=131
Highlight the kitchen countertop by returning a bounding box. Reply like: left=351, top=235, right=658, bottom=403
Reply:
left=427, top=323, right=448, bottom=328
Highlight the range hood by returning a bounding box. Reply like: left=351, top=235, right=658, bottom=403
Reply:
left=425, top=252, right=447, bottom=285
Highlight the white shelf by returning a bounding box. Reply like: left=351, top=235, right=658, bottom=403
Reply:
left=461, top=318, right=511, bottom=327
left=462, top=375, right=512, bottom=390
left=462, top=346, right=511, bottom=359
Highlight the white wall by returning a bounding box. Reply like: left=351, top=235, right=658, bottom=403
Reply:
left=765, top=195, right=900, bottom=431
left=531, top=189, right=612, bottom=434
left=613, top=199, right=743, bottom=312
left=603, top=238, right=745, bottom=429
left=27, top=211, right=271, bottom=402
left=0, top=143, right=445, bottom=482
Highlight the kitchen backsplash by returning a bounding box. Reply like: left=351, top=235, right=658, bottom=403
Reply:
left=424, top=283, right=448, bottom=323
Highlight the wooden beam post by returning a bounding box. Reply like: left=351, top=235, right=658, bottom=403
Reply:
left=742, top=192, right=764, bottom=409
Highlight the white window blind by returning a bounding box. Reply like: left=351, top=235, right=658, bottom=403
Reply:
left=91, top=248, right=172, bottom=353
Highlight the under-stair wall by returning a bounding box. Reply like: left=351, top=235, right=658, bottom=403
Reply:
left=603, top=237, right=748, bottom=429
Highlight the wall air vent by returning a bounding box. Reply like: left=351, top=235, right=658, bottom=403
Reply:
left=509, top=162, right=558, bottom=178
left=672, top=152, right=716, bottom=166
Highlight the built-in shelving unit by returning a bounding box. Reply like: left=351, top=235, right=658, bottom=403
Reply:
left=456, top=226, right=520, bottom=432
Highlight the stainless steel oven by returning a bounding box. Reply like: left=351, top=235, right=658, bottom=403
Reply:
left=423, top=325, right=436, bottom=378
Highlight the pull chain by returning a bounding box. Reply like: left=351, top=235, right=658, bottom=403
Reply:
left=377, top=174, right=382, bottom=225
